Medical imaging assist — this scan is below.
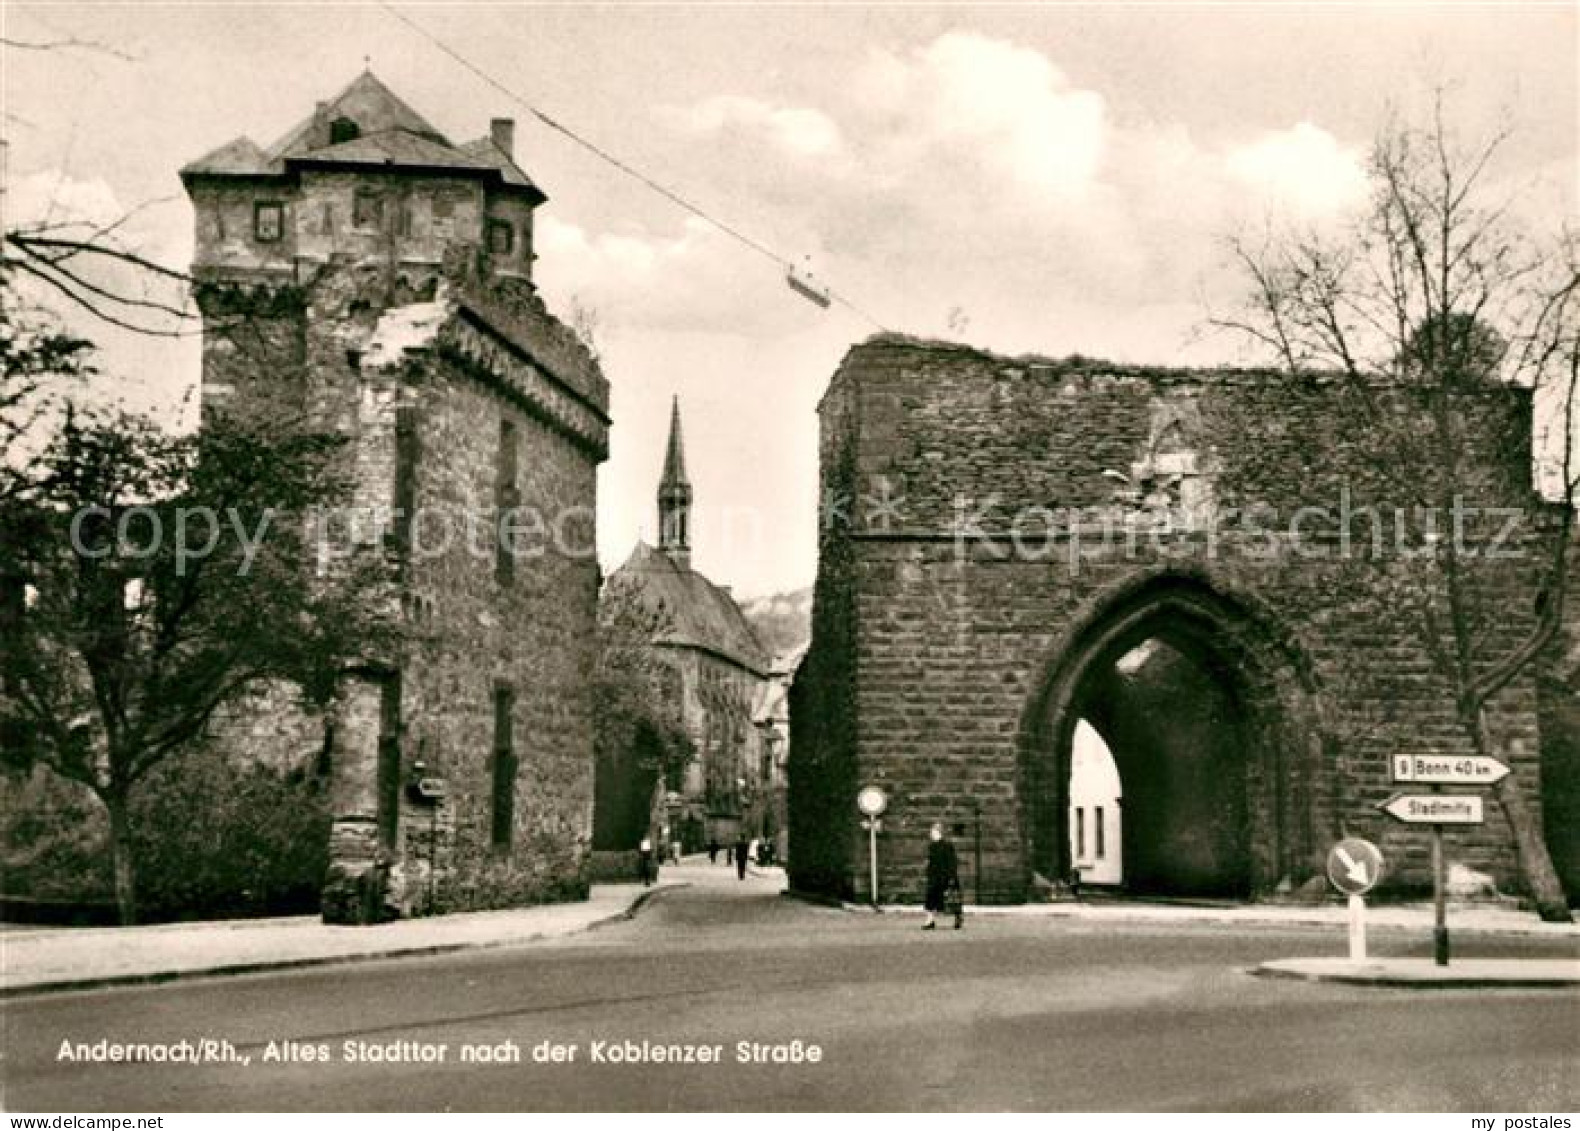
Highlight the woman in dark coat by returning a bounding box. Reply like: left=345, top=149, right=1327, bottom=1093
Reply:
left=923, top=823, right=962, bottom=930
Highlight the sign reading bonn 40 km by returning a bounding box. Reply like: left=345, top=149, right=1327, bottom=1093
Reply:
left=1391, top=754, right=1510, bottom=785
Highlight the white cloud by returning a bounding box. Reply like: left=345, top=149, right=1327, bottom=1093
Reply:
left=536, top=214, right=827, bottom=339
left=1224, top=122, right=1369, bottom=218
left=8, top=171, right=126, bottom=231
left=858, top=31, right=1107, bottom=198
left=629, top=33, right=1387, bottom=364
left=663, top=95, right=843, bottom=158
left=6, top=170, right=199, bottom=426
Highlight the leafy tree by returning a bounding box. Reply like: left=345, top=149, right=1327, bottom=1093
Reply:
left=591, top=580, right=692, bottom=850
left=1215, top=96, right=1579, bottom=920
left=0, top=400, right=396, bottom=923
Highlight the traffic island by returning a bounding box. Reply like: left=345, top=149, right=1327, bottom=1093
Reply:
left=1255, top=957, right=1580, bottom=988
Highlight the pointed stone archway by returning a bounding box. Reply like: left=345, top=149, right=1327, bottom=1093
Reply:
left=1021, top=572, right=1326, bottom=900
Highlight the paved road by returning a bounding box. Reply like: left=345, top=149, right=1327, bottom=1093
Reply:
left=5, top=871, right=1577, bottom=1112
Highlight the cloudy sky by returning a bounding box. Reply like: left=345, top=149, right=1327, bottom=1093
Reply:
left=6, top=2, right=1576, bottom=597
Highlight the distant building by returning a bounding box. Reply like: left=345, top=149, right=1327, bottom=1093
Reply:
left=1068, top=720, right=1121, bottom=886
left=181, top=71, right=609, bottom=921
left=605, top=399, right=773, bottom=852
left=752, top=643, right=806, bottom=863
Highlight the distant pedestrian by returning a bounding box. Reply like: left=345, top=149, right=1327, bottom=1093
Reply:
left=638, top=835, right=654, bottom=887
left=735, top=835, right=750, bottom=880
left=707, top=839, right=720, bottom=864
left=922, top=822, right=962, bottom=930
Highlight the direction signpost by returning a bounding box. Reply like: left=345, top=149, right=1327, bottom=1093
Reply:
left=1379, top=794, right=1485, bottom=824
left=1389, top=755, right=1509, bottom=786
left=1325, top=837, right=1383, bottom=962
left=1381, top=752, right=1505, bottom=966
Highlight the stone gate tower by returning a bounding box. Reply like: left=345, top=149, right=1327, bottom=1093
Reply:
left=792, top=335, right=1564, bottom=906
left=180, top=71, right=610, bottom=920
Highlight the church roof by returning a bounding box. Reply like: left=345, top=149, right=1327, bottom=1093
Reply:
left=611, top=542, right=769, bottom=675
left=181, top=70, right=544, bottom=202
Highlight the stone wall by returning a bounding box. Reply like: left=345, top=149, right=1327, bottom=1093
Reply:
left=394, top=350, right=600, bottom=912
left=792, top=335, right=1560, bottom=904
left=195, top=252, right=605, bottom=921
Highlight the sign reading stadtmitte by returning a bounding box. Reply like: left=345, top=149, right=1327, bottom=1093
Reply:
left=1380, top=793, right=1485, bottom=824
left=1391, top=754, right=1510, bottom=785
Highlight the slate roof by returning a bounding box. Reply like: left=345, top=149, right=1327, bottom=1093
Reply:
left=458, top=136, right=541, bottom=193
left=612, top=542, right=770, bottom=676
left=181, top=70, right=544, bottom=202
left=287, top=131, right=496, bottom=172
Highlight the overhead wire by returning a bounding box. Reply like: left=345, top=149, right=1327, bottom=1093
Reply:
left=378, top=2, right=888, bottom=332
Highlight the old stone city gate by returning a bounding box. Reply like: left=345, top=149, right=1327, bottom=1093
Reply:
left=789, top=335, right=1564, bottom=905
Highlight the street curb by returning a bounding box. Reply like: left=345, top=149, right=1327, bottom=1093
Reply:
left=1252, top=963, right=1580, bottom=989
left=0, top=884, right=684, bottom=1001
left=583, top=882, right=689, bottom=931
left=778, top=888, right=852, bottom=911
left=837, top=902, right=1575, bottom=937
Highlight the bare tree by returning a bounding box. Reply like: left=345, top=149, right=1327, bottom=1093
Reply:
left=1214, top=95, right=1579, bottom=921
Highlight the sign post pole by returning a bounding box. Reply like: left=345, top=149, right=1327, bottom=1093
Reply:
left=856, top=786, right=888, bottom=910
left=1432, top=822, right=1449, bottom=966
left=1326, top=838, right=1383, bottom=965
left=1383, top=751, right=1503, bottom=969
left=869, top=818, right=879, bottom=907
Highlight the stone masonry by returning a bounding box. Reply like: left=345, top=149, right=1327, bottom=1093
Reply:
left=791, top=335, right=1564, bottom=905
left=182, top=72, right=608, bottom=921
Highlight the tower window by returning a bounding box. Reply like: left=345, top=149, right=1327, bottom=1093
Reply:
left=377, top=674, right=403, bottom=851
left=487, top=219, right=514, bottom=255
left=495, top=417, right=520, bottom=586
left=491, top=683, right=517, bottom=849
left=353, top=189, right=384, bottom=231
left=254, top=201, right=284, bottom=243
left=330, top=117, right=360, bottom=145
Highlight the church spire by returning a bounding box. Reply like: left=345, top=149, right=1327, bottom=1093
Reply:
left=658, top=396, right=692, bottom=568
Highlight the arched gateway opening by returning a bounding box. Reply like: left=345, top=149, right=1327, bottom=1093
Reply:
left=1022, top=575, right=1322, bottom=901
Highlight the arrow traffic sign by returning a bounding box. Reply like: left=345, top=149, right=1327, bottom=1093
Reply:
left=1391, top=754, right=1510, bottom=786
left=1326, top=837, right=1384, bottom=895
left=1380, top=794, right=1484, bottom=825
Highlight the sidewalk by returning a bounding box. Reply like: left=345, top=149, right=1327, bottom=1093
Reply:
left=853, top=895, right=1579, bottom=987
left=859, top=897, right=1580, bottom=938
left=0, top=880, right=682, bottom=998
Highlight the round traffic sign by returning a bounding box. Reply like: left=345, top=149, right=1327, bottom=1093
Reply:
left=856, top=786, right=887, bottom=817
left=1326, top=837, right=1384, bottom=896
